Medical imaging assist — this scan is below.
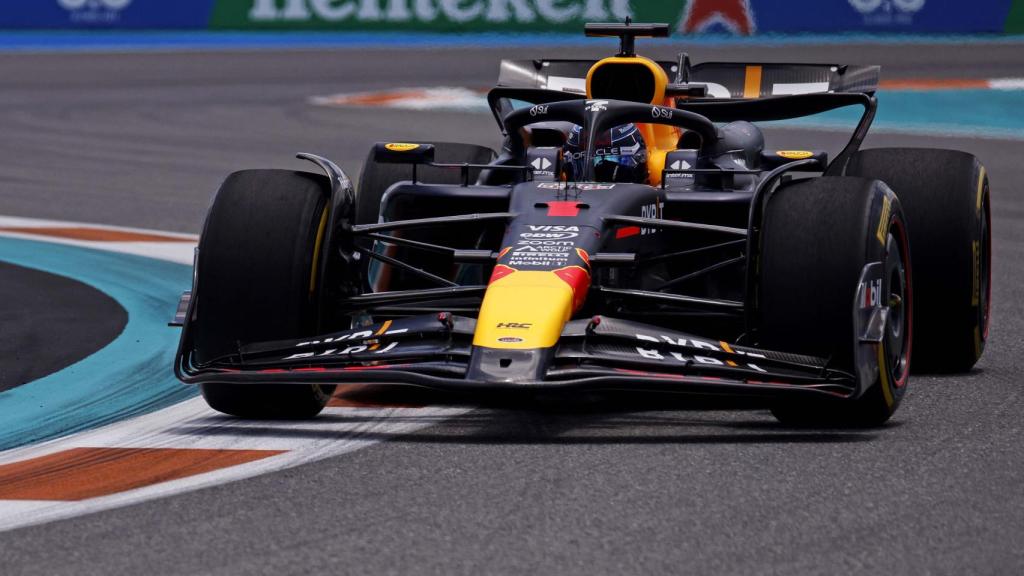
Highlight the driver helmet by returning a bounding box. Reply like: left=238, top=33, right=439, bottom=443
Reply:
left=563, top=123, right=649, bottom=184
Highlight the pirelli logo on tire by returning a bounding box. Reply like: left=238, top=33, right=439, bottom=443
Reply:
left=876, top=195, right=892, bottom=246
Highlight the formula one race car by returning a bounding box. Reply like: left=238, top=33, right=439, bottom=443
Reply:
left=173, top=22, right=992, bottom=426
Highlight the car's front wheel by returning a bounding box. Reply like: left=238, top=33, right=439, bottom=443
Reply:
left=191, top=169, right=336, bottom=419
left=757, top=177, right=912, bottom=427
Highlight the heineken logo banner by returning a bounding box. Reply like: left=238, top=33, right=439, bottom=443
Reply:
left=0, top=0, right=1019, bottom=33
left=211, top=0, right=673, bottom=31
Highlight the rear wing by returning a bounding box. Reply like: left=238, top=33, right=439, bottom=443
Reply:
left=492, top=57, right=881, bottom=177
left=497, top=59, right=880, bottom=99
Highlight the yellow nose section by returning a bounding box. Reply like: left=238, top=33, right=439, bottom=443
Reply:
left=473, top=269, right=577, bottom=350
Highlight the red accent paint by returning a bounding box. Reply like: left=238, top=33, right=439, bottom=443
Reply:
left=575, top=248, right=590, bottom=266
left=488, top=264, right=516, bottom=284
left=615, top=226, right=641, bottom=239
left=893, top=217, right=913, bottom=389
left=341, top=364, right=410, bottom=371
left=547, top=201, right=581, bottom=217
left=614, top=368, right=651, bottom=376
left=553, top=266, right=591, bottom=311
left=614, top=367, right=688, bottom=381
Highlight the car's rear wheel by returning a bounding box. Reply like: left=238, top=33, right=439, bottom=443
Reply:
left=757, top=177, right=912, bottom=427
left=357, top=142, right=496, bottom=224
left=845, top=148, right=990, bottom=372
left=192, top=169, right=336, bottom=419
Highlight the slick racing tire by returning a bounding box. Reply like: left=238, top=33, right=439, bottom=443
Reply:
left=845, top=148, right=991, bottom=372
left=357, top=142, right=496, bottom=224
left=192, top=169, right=336, bottom=419
left=758, top=177, right=912, bottom=427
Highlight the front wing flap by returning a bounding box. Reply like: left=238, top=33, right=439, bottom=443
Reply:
left=176, top=314, right=856, bottom=400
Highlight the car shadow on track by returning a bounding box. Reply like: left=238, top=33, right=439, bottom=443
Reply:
left=167, top=385, right=884, bottom=446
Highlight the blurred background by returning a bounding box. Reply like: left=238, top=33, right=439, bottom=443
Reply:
left=2, top=1, right=1022, bottom=233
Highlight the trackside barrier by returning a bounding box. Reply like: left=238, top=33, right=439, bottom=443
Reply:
left=0, top=0, right=1021, bottom=34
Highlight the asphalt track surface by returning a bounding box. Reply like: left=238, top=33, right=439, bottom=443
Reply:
left=0, top=262, right=126, bottom=391
left=1, top=41, right=1023, bottom=574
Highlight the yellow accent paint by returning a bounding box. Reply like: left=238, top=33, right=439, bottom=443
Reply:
left=585, top=55, right=668, bottom=104
left=726, top=360, right=738, bottom=367
left=743, top=65, right=763, bottom=99
left=777, top=150, right=814, bottom=160
left=309, top=207, right=329, bottom=294
left=877, top=343, right=895, bottom=409
left=384, top=143, right=420, bottom=152
left=473, top=271, right=575, bottom=350
left=720, top=341, right=735, bottom=354
left=976, top=166, right=986, bottom=214
left=876, top=195, right=892, bottom=246
left=971, top=240, right=980, bottom=307
left=375, top=320, right=392, bottom=336
left=647, top=148, right=669, bottom=186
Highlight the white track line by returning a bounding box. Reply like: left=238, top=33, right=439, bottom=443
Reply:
left=0, top=399, right=468, bottom=532
left=0, top=216, right=466, bottom=533
left=0, top=215, right=197, bottom=265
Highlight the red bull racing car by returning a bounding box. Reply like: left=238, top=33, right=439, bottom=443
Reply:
left=173, top=22, right=992, bottom=426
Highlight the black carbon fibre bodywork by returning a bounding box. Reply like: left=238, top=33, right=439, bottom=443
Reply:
left=175, top=48, right=887, bottom=405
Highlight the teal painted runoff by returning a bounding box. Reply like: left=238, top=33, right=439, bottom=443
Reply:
left=0, top=237, right=196, bottom=451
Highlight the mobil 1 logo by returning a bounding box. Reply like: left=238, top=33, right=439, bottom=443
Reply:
left=508, top=225, right=578, bottom=267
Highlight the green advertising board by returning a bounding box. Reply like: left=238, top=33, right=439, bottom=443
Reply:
left=1007, top=0, right=1024, bottom=32
left=210, top=0, right=686, bottom=31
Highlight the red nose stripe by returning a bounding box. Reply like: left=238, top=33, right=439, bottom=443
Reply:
left=0, top=447, right=284, bottom=501
left=488, top=264, right=516, bottom=284
left=547, top=202, right=581, bottom=217
left=553, top=266, right=591, bottom=312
